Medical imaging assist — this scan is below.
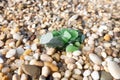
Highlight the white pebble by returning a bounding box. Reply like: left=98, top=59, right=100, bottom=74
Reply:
left=91, top=71, right=99, bottom=80
left=83, top=76, right=89, bottom=80
left=72, top=50, right=81, bottom=57
left=52, top=72, right=61, bottom=79
left=20, top=74, right=28, bottom=80
left=24, top=55, right=33, bottom=61
left=16, top=47, right=24, bottom=56
left=6, top=49, right=16, bottom=58
left=83, top=70, right=91, bottom=77
left=33, top=53, right=39, bottom=60
left=107, top=61, right=120, bottom=79
left=0, top=57, right=4, bottom=63
left=93, top=64, right=101, bottom=71
left=65, top=70, right=72, bottom=78
left=46, top=47, right=55, bottom=55
left=73, top=69, right=81, bottom=75
left=103, top=42, right=111, bottom=48
left=31, top=44, right=37, bottom=51
left=105, top=56, right=113, bottom=62
left=13, top=33, right=22, bottom=40
left=67, top=63, right=76, bottom=70
left=42, top=66, right=50, bottom=77
left=101, top=52, right=107, bottom=58
left=89, top=53, right=102, bottom=65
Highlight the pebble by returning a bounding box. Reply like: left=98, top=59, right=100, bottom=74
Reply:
left=31, top=43, right=37, bottom=51
left=103, top=42, right=111, bottom=48
left=44, top=62, right=58, bottom=72
left=64, top=70, right=72, bottom=78
left=29, top=59, right=43, bottom=67
left=67, top=63, right=76, bottom=70
left=2, top=75, right=9, bottom=80
left=72, top=74, right=83, bottom=80
left=13, top=33, right=22, bottom=40
left=39, top=75, right=46, bottom=80
left=2, top=67, right=10, bottom=74
left=16, top=47, right=24, bottom=56
left=40, top=54, right=53, bottom=62
left=33, top=53, right=39, bottom=60
left=0, top=57, right=4, bottom=63
left=22, top=64, right=41, bottom=78
left=65, top=57, right=76, bottom=64
left=72, top=50, right=81, bottom=57
left=104, top=34, right=111, bottom=41
left=89, top=53, right=102, bottom=65
left=83, top=70, right=91, bottom=77
left=42, top=66, right=50, bottom=77
left=91, top=71, right=99, bottom=80
left=20, top=74, right=28, bottom=80
left=46, top=47, right=55, bottom=55
left=73, top=69, right=81, bottom=75
left=100, top=71, right=113, bottom=80
left=0, top=40, right=4, bottom=47
left=12, top=74, right=20, bottom=80
left=52, top=72, right=61, bottom=79
left=107, top=61, right=120, bottom=79
left=52, top=53, right=60, bottom=61
left=6, top=49, right=16, bottom=58
left=101, top=52, right=107, bottom=58
left=61, top=77, right=68, bottom=80
left=75, top=62, right=83, bottom=69
left=23, top=49, right=32, bottom=55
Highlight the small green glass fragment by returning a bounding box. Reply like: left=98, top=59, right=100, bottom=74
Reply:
left=66, top=44, right=79, bottom=52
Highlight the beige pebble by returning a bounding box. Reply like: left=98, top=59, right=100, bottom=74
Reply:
left=65, top=57, right=76, bottom=64
left=40, top=54, right=53, bottom=62
left=42, top=66, right=50, bottom=77
left=2, top=75, right=9, bottom=80
left=0, top=64, right=3, bottom=71
left=29, top=59, right=43, bottom=67
left=0, top=40, right=4, bottom=47
left=0, top=73, right=4, bottom=80
left=18, top=67, right=23, bottom=75
left=52, top=53, right=60, bottom=61
left=65, top=70, right=72, bottom=78
left=2, top=67, right=10, bottom=74
left=44, top=62, right=58, bottom=72
left=104, top=34, right=111, bottom=41
left=12, top=74, right=20, bottom=80
left=72, top=74, right=83, bottom=80
left=67, top=63, right=76, bottom=70
left=52, top=72, right=61, bottom=79
left=46, top=47, right=55, bottom=55
left=20, top=74, right=28, bottom=80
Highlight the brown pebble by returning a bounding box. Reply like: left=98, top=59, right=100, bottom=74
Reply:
left=23, top=49, right=32, bottom=55
left=2, top=75, right=9, bottom=80
left=52, top=53, right=60, bottom=61
left=105, top=48, right=113, bottom=56
left=0, top=73, right=4, bottom=80
left=0, top=64, right=3, bottom=71
left=44, top=62, right=58, bottom=72
left=22, top=64, right=41, bottom=78
left=16, top=40, right=22, bottom=47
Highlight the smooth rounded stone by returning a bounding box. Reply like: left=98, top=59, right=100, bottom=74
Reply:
left=22, top=64, right=41, bottom=78
left=40, top=54, right=53, bottom=62
left=65, top=57, right=76, bottom=64
left=72, top=74, right=83, bottom=80
left=91, top=71, right=99, bottom=80
left=2, top=67, right=10, bottom=73
left=75, top=62, right=83, bottom=69
left=93, top=64, right=101, bottom=71
left=73, top=69, right=81, bottom=75
left=72, top=50, right=82, bottom=57
left=94, top=47, right=102, bottom=54
left=103, top=42, right=111, bottom=48
left=0, top=57, right=4, bottom=63
left=83, top=70, right=91, bottom=77
left=2, top=75, right=9, bottom=80
left=33, top=53, right=39, bottom=60
left=65, top=70, right=72, bottom=78
left=104, top=34, right=111, bottom=41
left=39, top=75, right=46, bottom=80
left=46, top=47, right=55, bottom=55
left=16, top=47, right=24, bottom=56
left=16, top=40, right=22, bottom=47
left=24, top=55, right=34, bottom=61
left=61, top=77, right=68, bottom=80
left=31, top=44, right=37, bottom=51
left=89, top=53, right=102, bottom=65
left=113, top=58, right=120, bottom=63
left=100, top=71, right=113, bottom=80
left=101, top=52, right=107, bottom=58
left=14, top=59, right=24, bottom=67
left=52, top=53, right=60, bottom=61
left=52, top=72, right=61, bottom=79
left=12, top=74, right=20, bottom=80
left=44, top=62, right=58, bottom=72
left=107, top=61, right=120, bottom=79
left=18, top=67, right=23, bottom=75
left=67, top=63, right=76, bottom=70
left=20, top=74, right=28, bottom=80
left=13, top=33, right=22, bottom=40
left=0, top=40, right=4, bottom=47
left=83, top=76, right=89, bottom=80
left=29, top=59, right=43, bottom=67
left=6, top=49, right=16, bottom=58
left=42, top=66, right=50, bottom=77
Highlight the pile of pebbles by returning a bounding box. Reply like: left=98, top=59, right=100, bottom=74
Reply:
left=0, top=0, right=120, bottom=80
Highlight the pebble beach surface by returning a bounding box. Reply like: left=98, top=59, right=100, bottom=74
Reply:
left=0, top=0, right=120, bottom=80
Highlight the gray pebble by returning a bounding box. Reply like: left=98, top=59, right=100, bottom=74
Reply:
left=100, top=71, right=113, bottom=80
